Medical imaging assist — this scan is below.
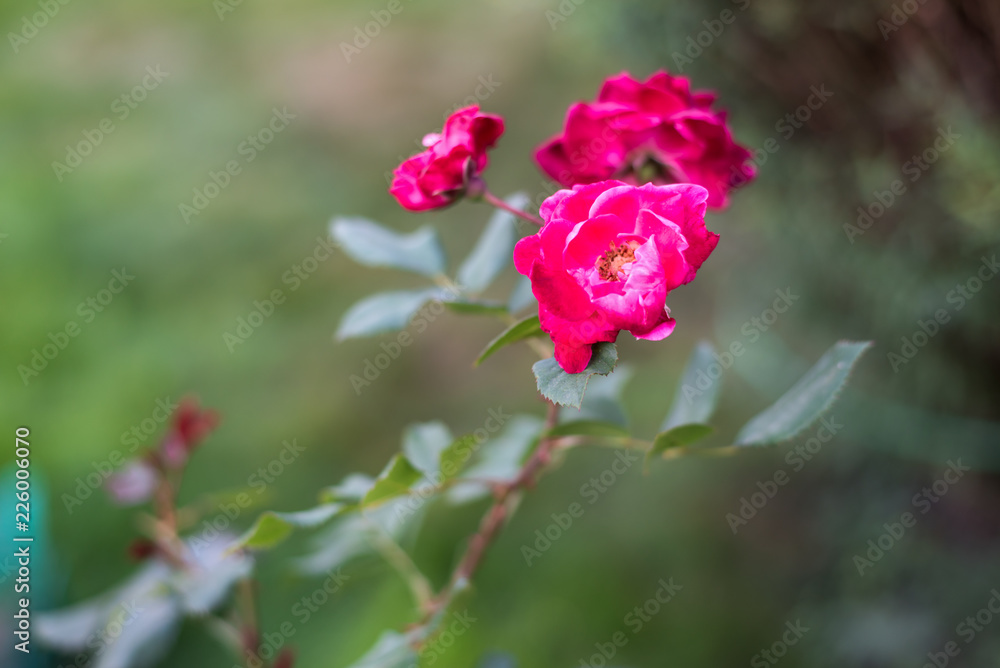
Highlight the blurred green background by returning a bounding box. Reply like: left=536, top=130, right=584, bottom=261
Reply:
left=2, top=0, right=999, bottom=666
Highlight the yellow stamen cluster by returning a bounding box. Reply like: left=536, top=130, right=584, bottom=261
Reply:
left=596, top=241, right=640, bottom=282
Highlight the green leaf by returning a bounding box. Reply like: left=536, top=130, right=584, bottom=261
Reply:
left=569, top=365, right=633, bottom=426
left=320, top=473, right=375, bottom=504
left=336, top=288, right=444, bottom=340
left=36, top=597, right=113, bottom=653
left=295, top=514, right=374, bottom=575
left=362, top=455, right=422, bottom=506
left=445, top=299, right=509, bottom=316
left=174, top=536, right=254, bottom=615
left=456, top=193, right=528, bottom=293
left=402, top=421, right=454, bottom=476
left=36, top=561, right=183, bottom=668
left=94, top=597, right=183, bottom=668
left=547, top=420, right=630, bottom=439
left=439, top=434, right=478, bottom=481
left=36, top=562, right=170, bottom=654
left=532, top=342, right=618, bottom=409
left=330, top=217, right=445, bottom=277
left=445, top=300, right=506, bottom=316
left=507, top=274, right=536, bottom=314
left=734, top=340, right=872, bottom=446
left=297, top=493, right=420, bottom=575
left=445, top=415, right=544, bottom=504
left=661, top=341, right=722, bottom=431
left=476, top=315, right=543, bottom=366
left=346, top=630, right=419, bottom=668
left=235, top=503, right=345, bottom=550
left=650, top=424, right=714, bottom=458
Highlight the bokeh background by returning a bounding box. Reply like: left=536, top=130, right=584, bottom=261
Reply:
left=2, top=0, right=1000, bottom=666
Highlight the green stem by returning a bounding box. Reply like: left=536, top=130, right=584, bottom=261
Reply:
left=366, top=519, right=436, bottom=614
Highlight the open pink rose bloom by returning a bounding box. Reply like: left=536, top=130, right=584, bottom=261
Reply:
left=515, top=181, right=718, bottom=373
left=535, top=71, right=755, bottom=209
left=390, top=106, right=505, bottom=211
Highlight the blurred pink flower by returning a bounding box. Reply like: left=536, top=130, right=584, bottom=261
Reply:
left=514, top=180, right=718, bottom=373
left=127, top=537, right=158, bottom=562
left=160, top=397, right=219, bottom=469
left=389, top=106, right=504, bottom=211
left=107, top=458, right=159, bottom=505
left=535, top=71, right=755, bottom=209
left=273, top=649, right=296, bottom=668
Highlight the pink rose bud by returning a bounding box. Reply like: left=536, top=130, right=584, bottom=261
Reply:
left=514, top=181, right=718, bottom=373
left=535, top=71, right=755, bottom=209
left=106, top=458, right=159, bottom=505
left=160, top=397, right=219, bottom=469
left=389, top=106, right=505, bottom=212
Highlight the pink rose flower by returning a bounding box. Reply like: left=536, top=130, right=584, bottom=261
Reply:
left=514, top=180, right=718, bottom=373
left=535, top=71, right=755, bottom=209
left=389, top=106, right=505, bottom=212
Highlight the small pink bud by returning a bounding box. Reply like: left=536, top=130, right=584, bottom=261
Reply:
left=160, top=397, right=219, bottom=469
left=389, top=106, right=504, bottom=212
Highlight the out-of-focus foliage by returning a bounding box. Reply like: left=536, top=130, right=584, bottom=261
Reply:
left=1, top=0, right=998, bottom=666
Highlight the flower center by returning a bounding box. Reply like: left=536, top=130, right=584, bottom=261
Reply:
left=596, top=241, right=640, bottom=282
left=634, top=158, right=664, bottom=184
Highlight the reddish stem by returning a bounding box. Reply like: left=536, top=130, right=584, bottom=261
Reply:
left=481, top=189, right=544, bottom=227
left=427, top=401, right=559, bottom=616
